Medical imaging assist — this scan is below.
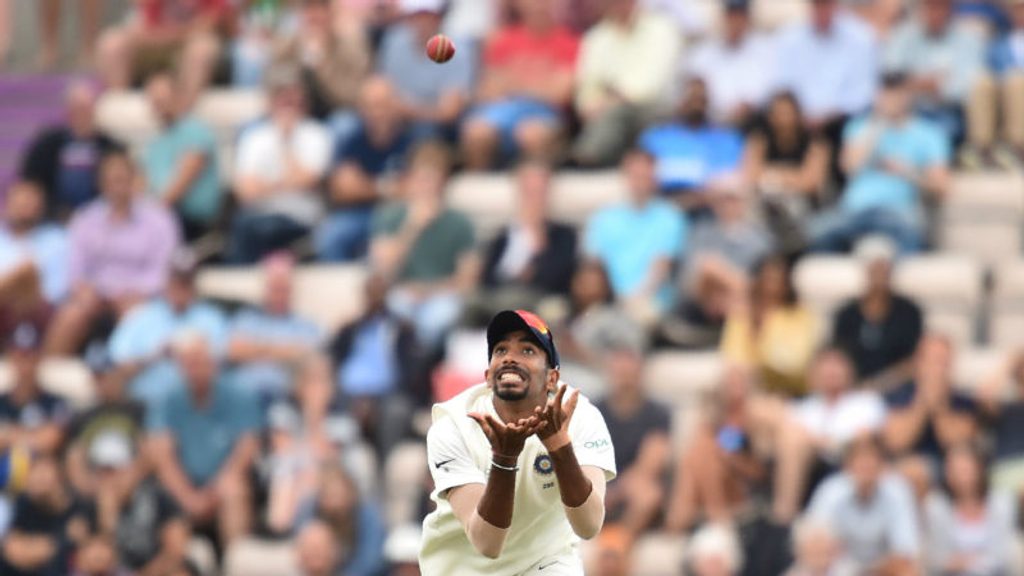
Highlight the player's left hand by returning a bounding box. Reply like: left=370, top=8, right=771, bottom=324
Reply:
left=531, top=384, right=579, bottom=452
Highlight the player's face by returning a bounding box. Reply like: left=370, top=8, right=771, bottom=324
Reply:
left=487, top=330, right=550, bottom=402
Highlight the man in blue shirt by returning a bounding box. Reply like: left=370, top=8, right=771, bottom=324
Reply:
left=149, top=332, right=260, bottom=552
left=971, top=0, right=1024, bottom=166
left=108, top=248, right=228, bottom=409
left=0, top=181, right=68, bottom=310
left=584, top=149, right=688, bottom=318
left=143, top=73, right=222, bottom=241
left=638, top=77, right=744, bottom=208
left=810, top=73, right=950, bottom=254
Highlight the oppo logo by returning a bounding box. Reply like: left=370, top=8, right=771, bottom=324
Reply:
left=584, top=439, right=610, bottom=450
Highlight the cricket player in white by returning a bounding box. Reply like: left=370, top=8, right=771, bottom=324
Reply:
left=419, top=310, right=617, bottom=575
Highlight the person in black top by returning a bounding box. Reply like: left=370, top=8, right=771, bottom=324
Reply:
left=0, top=320, right=70, bottom=457
left=19, top=81, right=121, bottom=222
left=833, top=237, right=923, bottom=390
left=594, top=333, right=671, bottom=538
left=481, top=159, right=578, bottom=306
left=0, top=455, right=90, bottom=576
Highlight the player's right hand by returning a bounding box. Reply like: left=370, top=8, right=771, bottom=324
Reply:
left=468, top=412, right=544, bottom=462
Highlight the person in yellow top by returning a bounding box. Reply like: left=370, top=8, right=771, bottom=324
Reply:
left=419, top=310, right=617, bottom=575
left=720, top=255, right=821, bottom=396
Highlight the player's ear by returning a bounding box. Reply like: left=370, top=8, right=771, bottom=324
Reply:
left=546, top=368, right=560, bottom=391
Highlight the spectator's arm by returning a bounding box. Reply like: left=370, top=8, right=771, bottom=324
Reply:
left=17, top=423, right=63, bottom=455
left=138, top=518, right=190, bottom=576
left=214, top=433, right=258, bottom=488
left=160, top=151, right=207, bottom=207
left=919, top=163, right=950, bottom=199
left=933, top=410, right=977, bottom=451
left=631, top=430, right=670, bottom=481
left=860, top=358, right=916, bottom=394
left=1, top=532, right=56, bottom=569
left=792, top=140, right=831, bottom=197
left=233, top=175, right=276, bottom=204
left=149, top=434, right=200, bottom=510
left=328, top=162, right=378, bottom=205
left=883, top=400, right=928, bottom=454
left=840, top=120, right=882, bottom=176
left=226, top=337, right=311, bottom=364
left=741, top=132, right=767, bottom=187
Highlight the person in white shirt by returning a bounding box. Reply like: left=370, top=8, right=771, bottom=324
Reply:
left=419, top=310, right=617, bottom=575
left=689, top=0, right=777, bottom=127
left=772, top=346, right=887, bottom=522
left=228, top=64, right=332, bottom=264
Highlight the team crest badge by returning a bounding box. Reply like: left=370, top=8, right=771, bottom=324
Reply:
left=534, top=454, right=554, bottom=475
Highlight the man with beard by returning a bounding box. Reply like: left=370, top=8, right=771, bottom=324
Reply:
left=418, top=310, right=617, bottom=575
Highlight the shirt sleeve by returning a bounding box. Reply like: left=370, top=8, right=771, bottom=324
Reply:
left=570, top=400, right=617, bottom=481
left=298, top=124, right=332, bottom=177
left=233, top=129, right=263, bottom=179
left=426, top=415, right=486, bottom=499
left=136, top=208, right=181, bottom=297
left=886, top=476, right=921, bottom=557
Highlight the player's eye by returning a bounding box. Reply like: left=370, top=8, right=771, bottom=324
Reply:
left=494, top=346, right=507, bottom=355
left=523, top=347, right=535, bottom=355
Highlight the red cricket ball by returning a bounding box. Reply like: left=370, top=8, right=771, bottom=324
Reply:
left=426, top=34, right=456, bottom=64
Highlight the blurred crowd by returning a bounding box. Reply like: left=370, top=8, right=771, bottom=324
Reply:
left=4, top=0, right=1024, bottom=574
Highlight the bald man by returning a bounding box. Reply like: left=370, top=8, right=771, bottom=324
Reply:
left=20, top=80, right=121, bottom=221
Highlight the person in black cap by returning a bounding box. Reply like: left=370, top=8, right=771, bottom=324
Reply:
left=419, top=310, right=617, bottom=575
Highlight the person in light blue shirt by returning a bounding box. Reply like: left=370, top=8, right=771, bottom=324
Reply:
left=108, top=249, right=229, bottom=408
left=810, top=73, right=950, bottom=254
left=148, top=333, right=260, bottom=544
left=639, top=77, right=744, bottom=197
left=227, top=253, right=322, bottom=402
left=378, top=0, right=476, bottom=142
left=143, top=73, right=222, bottom=241
left=584, top=149, right=688, bottom=314
left=0, top=181, right=69, bottom=305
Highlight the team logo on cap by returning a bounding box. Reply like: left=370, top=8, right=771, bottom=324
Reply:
left=516, top=310, right=549, bottom=335
left=534, top=454, right=554, bottom=475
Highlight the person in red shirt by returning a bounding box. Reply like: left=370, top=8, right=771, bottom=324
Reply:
left=460, top=0, right=580, bottom=170
left=96, top=0, right=230, bottom=103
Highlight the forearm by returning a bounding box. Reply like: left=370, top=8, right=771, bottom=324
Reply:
left=162, top=153, right=206, bottom=206
left=884, top=408, right=926, bottom=453
left=547, top=443, right=602, bottom=538
left=470, top=457, right=518, bottom=558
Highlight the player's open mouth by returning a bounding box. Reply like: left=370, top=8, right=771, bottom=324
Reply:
left=496, top=367, right=528, bottom=385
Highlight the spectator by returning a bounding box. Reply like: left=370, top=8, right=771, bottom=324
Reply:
left=720, top=255, right=820, bottom=397
left=294, top=520, right=341, bottom=576
left=775, top=0, right=878, bottom=145
left=638, top=77, right=745, bottom=206
left=0, top=456, right=89, bottom=576
left=571, top=0, right=680, bottom=167
left=0, top=320, right=70, bottom=457
left=316, top=77, right=413, bottom=263
left=589, top=525, right=632, bottom=576
left=809, top=72, right=950, bottom=255
left=45, top=150, right=180, bottom=356
left=382, top=525, right=423, bottom=576
left=884, top=0, right=986, bottom=145
left=229, top=0, right=301, bottom=88
left=95, top=0, right=225, bottom=104
left=970, top=0, right=1024, bottom=167
left=688, top=0, right=776, bottom=128
left=300, top=463, right=387, bottom=576
left=741, top=92, right=831, bottom=229
left=142, top=73, right=222, bottom=242
left=773, top=348, right=888, bottom=523
left=77, top=430, right=192, bottom=575
left=884, top=334, right=979, bottom=475
left=228, top=66, right=332, bottom=265
left=227, top=253, right=322, bottom=401
left=370, top=142, right=478, bottom=350
left=806, top=434, right=920, bottom=575
left=378, top=0, right=477, bottom=142
left=0, top=181, right=69, bottom=311
left=19, top=81, right=120, bottom=222
left=583, top=149, right=687, bottom=323
left=595, top=334, right=670, bottom=538
left=329, top=275, right=417, bottom=456
left=107, top=249, right=229, bottom=407
left=687, top=524, right=744, bottom=576
left=459, top=0, right=579, bottom=170
left=149, top=333, right=260, bottom=552
left=783, top=517, right=858, bottom=576
left=480, top=160, right=578, bottom=305
left=64, top=346, right=144, bottom=499
left=259, top=355, right=370, bottom=535
left=979, top=351, right=1024, bottom=506
left=70, top=536, right=130, bottom=576
left=37, top=0, right=104, bottom=70
left=832, top=236, right=923, bottom=389
left=924, top=444, right=1017, bottom=576
left=270, top=0, right=371, bottom=122
left=665, top=365, right=770, bottom=532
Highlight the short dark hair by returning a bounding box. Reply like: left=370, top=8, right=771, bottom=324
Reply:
left=841, top=432, right=888, bottom=465
left=939, top=443, right=991, bottom=501
left=881, top=71, right=910, bottom=89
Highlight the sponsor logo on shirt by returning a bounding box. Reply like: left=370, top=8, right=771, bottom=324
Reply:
left=583, top=439, right=610, bottom=450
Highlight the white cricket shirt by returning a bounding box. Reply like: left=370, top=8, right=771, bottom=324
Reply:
left=419, top=383, right=617, bottom=576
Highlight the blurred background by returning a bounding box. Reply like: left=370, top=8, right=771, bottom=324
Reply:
left=2, top=0, right=1024, bottom=574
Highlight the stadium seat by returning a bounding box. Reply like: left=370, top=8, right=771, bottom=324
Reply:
left=945, top=172, right=1024, bottom=218
left=753, top=0, right=808, bottom=30
left=194, top=89, right=268, bottom=143
left=224, top=538, right=296, bottom=576
left=0, top=357, right=95, bottom=409
left=385, top=441, right=427, bottom=528
left=990, top=261, right=1024, bottom=348
left=187, top=537, right=217, bottom=576
left=793, top=255, right=865, bottom=319
left=643, top=351, right=723, bottom=411
left=549, top=170, right=627, bottom=226
left=893, top=254, right=983, bottom=345
left=939, top=219, right=1021, bottom=268
left=953, top=347, right=1007, bottom=394
left=631, top=531, right=687, bottom=576
left=95, top=90, right=159, bottom=147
